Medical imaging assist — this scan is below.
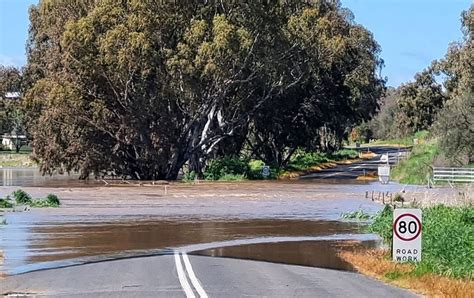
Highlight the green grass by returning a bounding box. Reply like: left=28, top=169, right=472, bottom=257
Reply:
left=201, top=149, right=359, bottom=181
left=0, top=151, right=36, bottom=167
left=217, top=173, right=246, bottom=181
left=286, top=149, right=359, bottom=172
left=391, top=139, right=439, bottom=184
left=369, top=205, right=474, bottom=280
left=341, top=209, right=372, bottom=220
left=0, top=198, right=13, bottom=208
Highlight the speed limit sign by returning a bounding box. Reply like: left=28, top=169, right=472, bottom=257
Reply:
left=393, top=209, right=422, bottom=262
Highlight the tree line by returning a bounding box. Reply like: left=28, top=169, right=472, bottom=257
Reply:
left=2, top=0, right=384, bottom=179
left=357, top=5, right=473, bottom=165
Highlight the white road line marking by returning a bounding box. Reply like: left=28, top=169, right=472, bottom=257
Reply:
left=182, top=253, right=208, bottom=298
left=174, top=252, right=196, bottom=298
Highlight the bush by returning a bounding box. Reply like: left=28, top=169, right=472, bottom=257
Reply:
left=204, top=156, right=249, bottom=181
left=182, top=170, right=197, bottom=182
left=287, top=151, right=330, bottom=171
left=332, top=149, right=359, bottom=160
left=369, top=205, right=474, bottom=279
left=46, top=194, right=61, bottom=206
left=0, top=198, right=13, bottom=208
left=12, top=189, right=32, bottom=204
left=217, top=174, right=246, bottom=181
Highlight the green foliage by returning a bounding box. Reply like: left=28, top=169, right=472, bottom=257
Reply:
left=24, top=0, right=385, bottom=180
left=204, top=156, right=249, bottom=181
left=182, top=171, right=197, bottom=182
left=46, top=194, right=60, bottom=206
left=391, top=140, right=439, bottom=184
left=0, top=198, right=13, bottom=208
left=217, top=174, right=246, bottom=181
left=332, top=149, right=359, bottom=160
left=287, top=151, right=330, bottom=171
left=341, top=209, right=372, bottom=220
left=369, top=205, right=474, bottom=279
left=395, top=70, right=446, bottom=136
left=368, top=205, right=394, bottom=247
left=5, top=190, right=60, bottom=208
left=29, top=198, right=61, bottom=208
left=12, top=189, right=32, bottom=204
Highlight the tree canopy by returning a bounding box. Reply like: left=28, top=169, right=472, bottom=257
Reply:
left=23, top=0, right=385, bottom=179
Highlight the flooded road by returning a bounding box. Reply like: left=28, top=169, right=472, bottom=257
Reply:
left=0, top=171, right=390, bottom=277
left=1, top=216, right=379, bottom=274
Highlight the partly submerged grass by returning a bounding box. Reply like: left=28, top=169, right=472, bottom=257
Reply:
left=1, top=190, right=61, bottom=208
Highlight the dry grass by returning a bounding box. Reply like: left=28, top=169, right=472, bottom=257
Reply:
left=278, top=162, right=338, bottom=179
left=340, top=249, right=474, bottom=297
left=359, top=151, right=377, bottom=159
left=356, top=170, right=378, bottom=181
left=0, top=251, right=4, bottom=279
left=278, top=158, right=363, bottom=179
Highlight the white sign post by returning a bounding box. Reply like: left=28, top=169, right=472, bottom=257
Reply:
left=378, top=165, right=390, bottom=184
left=393, top=208, right=422, bottom=262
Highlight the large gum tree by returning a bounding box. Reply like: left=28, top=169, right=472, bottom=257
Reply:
left=23, top=0, right=384, bottom=179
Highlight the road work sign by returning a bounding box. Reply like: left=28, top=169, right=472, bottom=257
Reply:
left=393, top=208, right=422, bottom=262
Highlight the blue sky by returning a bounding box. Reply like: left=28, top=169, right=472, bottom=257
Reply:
left=0, top=0, right=471, bottom=87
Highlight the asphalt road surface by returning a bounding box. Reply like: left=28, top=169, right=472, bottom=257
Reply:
left=2, top=253, right=416, bottom=297
left=302, top=146, right=410, bottom=180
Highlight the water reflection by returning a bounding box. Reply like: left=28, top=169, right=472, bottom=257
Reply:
left=1, top=218, right=373, bottom=274
left=194, top=239, right=379, bottom=271
left=0, top=168, right=96, bottom=187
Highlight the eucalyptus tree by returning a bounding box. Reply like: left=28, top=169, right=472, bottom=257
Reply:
left=24, top=0, right=385, bottom=179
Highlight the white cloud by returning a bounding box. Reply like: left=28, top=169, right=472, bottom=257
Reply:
left=0, top=54, right=26, bottom=67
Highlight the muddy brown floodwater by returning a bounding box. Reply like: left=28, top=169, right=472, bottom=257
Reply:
left=1, top=173, right=386, bottom=276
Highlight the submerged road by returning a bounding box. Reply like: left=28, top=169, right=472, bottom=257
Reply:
left=302, top=146, right=410, bottom=180
left=2, top=253, right=416, bottom=297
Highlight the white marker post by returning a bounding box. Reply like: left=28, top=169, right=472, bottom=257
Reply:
left=393, top=208, right=422, bottom=262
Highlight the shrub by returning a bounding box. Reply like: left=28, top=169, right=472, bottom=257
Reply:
left=332, top=149, right=359, bottom=160
left=46, top=194, right=60, bottom=206
left=12, top=189, right=32, bottom=204
left=287, top=151, right=329, bottom=171
left=218, top=174, right=246, bottom=181
left=204, top=156, right=249, bottom=181
left=0, top=198, right=13, bottom=208
left=182, top=170, right=197, bottom=182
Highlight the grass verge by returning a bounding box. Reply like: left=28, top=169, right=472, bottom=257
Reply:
left=339, top=249, right=473, bottom=297
left=341, top=204, right=473, bottom=296
left=0, top=151, right=36, bottom=167
left=391, top=139, right=438, bottom=184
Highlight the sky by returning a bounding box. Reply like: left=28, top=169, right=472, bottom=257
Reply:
left=0, top=0, right=471, bottom=87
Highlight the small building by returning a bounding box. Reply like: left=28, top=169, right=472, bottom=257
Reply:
left=3, top=92, right=21, bottom=100
left=1, top=134, right=27, bottom=151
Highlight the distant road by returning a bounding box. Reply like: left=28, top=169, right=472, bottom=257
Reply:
left=301, top=146, right=410, bottom=180
left=2, top=254, right=416, bottom=297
